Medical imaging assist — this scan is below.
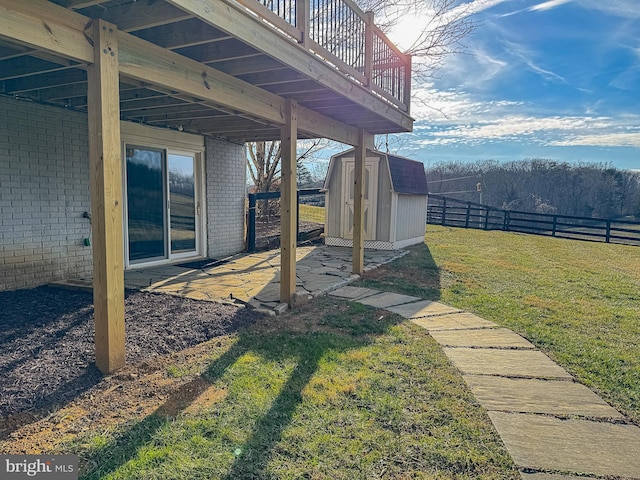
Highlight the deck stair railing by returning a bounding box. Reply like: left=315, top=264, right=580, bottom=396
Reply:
left=234, top=0, right=411, bottom=111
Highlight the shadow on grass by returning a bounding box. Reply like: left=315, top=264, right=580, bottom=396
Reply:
left=78, top=244, right=442, bottom=478
left=0, top=286, right=257, bottom=441
left=80, top=302, right=403, bottom=479
left=218, top=333, right=333, bottom=480
left=356, top=242, right=442, bottom=301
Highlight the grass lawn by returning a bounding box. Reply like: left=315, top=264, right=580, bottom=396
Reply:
left=299, top=204, right=325, bottom=223
left=61, top=299, right=517, bottom=479
left=357, top=225, right=640, bottom=424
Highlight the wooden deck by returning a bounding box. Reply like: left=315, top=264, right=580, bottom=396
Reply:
left=0, top=0, right=413, bottom=142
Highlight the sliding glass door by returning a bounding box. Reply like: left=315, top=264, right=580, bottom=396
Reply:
left=168, top=153, right=197, bottom=255
left=125, top=146, right=201, bottom=265
left=126, top=147, right=166, bottom=262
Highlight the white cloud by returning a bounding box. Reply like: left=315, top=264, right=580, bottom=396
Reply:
left=447, top=0, right=516, bottom=19
left=530, top=0, right=574, bottom=12
left=388, top=0, right=514, bottom=51
left=578, top=0, right=640, bottom=18
left=410, top=84, right=523, bottom=122
left=552, top=133, right=640, bottom=148
left=502, top=40, right=568, bottom=84
left=415, top=115, right=604, bottom=146
left=410, top=93, right=640, bottom=149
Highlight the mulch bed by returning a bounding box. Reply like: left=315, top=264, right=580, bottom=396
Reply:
left=0, top=286, right=262, bottom=429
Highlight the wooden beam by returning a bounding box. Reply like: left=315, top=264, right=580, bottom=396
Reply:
left=236, top=70, right=308, bottom=87
left=0, top=56, right=74, bottom=81
left=117, top=31, right=365, bottom=146
left=1, top=0, right=396, bottom=145
left=93, top=1, right=193, bottom=33
left=364, top=12, right=374, bottom=87
left=60, top=0, right=105, bottom=9
left=121, top=103, right=212, bottom=120
left=299, top=108, right=374, bottom=149
left=118, top=32, right=286, bottom=127
left=211, top=55, right=284, bottom=76
left=134, top=19, right=231, bottom=50
left=87, top=19, right=125, bottom=374
left=177, top=40, right=257, bottom=64
left=3, top=69, right=86, bottom=93
left=0, top=0, right=94, bottom=63
left=280, top=99, right=298, bottom=305
left=352, top=129, right=370, bottom=275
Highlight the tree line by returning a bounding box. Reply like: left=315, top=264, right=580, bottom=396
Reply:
left=426, top=159, right=640, bottom=220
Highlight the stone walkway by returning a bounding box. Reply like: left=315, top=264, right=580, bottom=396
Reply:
left=124, top=246, right=405, bottom=311
left=329, top=286, right=640, bottom=480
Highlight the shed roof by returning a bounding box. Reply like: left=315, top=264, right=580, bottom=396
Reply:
left=387, top=155, right=428, bottom=195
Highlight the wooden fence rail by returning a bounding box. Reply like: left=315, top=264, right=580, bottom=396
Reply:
left=427, top=194, right=640, bottom=247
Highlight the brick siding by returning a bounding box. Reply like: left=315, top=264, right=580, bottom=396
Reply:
left=205, top=137, right=247, bottom=257
left=0, top=96, right=248, bottom=291
left=0, top=96, right=93, bottom=291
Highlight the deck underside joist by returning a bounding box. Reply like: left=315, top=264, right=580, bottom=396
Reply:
left=0, top=0, right=413, bottom=144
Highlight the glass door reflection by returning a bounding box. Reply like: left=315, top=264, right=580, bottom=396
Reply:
left=168, top=154, right=197, bottom=255
left=126, top=147, right=167, bottom=262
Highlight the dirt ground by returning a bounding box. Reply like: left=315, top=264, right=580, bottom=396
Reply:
left=0, top=286, right=263, bottom=446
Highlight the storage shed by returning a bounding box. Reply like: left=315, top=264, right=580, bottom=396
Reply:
left=323, top=149, right=428, bottom=250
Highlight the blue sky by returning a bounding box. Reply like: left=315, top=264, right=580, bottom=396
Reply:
left=386, top=0, right=640, bottom=170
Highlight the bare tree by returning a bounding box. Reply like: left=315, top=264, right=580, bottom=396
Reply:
left=357, top=0, right=476, bottom=80
left=246, top=139, right=331, bottom=193
left=426, top=159, right=640, bottom=219
left=246, top=0, right=478, bottom=191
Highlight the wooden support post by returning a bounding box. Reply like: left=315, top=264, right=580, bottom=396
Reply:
left=353, top=129, right=367, bottom=275
left=296, top=0, right=310, bottom=48
left=87, top=19, right=125, bottom=374
left=364, top=12, right=374, bottom=88
left=403, top=54, right=412, bottom=114
left=280, top=99, right=298, bottom=305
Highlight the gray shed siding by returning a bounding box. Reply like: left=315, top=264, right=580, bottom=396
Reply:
left=323, top=149, right=427, bottom=250
left=376, top=154, right=393, bottom=242
left=395, top=194, right=428, bottom=241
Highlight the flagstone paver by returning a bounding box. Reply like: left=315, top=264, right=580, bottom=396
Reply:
left=429, top=328, right=535, bottom=349
left=329, top=286, right=379, bottom=300
left=386, top=300, right=462, bottom=318
left=489, top=412, right=640, bottom=478
left=355, top=291, right=421, bottom=308
left=444, top=348, right=573, bottom=379
left=463, top=375, right=624, bottom=419
left=121, top=247, right=638, bottom=479
left=411, top=312, right=497, bottom=330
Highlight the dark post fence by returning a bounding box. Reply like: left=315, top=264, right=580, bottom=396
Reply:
left=427, top=194, right=640, bottom=247
left=247, top=189, right=324, bottom=252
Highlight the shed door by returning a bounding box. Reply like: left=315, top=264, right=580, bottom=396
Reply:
left=341, top=158, right=378, bottom=240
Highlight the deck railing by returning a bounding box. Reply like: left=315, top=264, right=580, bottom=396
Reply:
left=238, top=0, right=411, bottom=111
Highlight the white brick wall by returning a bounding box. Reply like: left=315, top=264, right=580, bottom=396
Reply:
left=205, top=137, right=247, bottom=257
left=0, top=97, right=248, bottom=291
left=0, top=96, right=93, bottom=291
left=0, top=95, right=246, bottom=291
